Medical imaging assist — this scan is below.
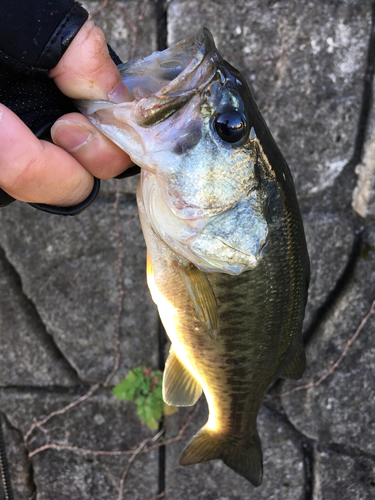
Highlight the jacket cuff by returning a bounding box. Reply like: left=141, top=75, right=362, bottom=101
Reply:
left=0, top=189, right=16, bottom=208
left=36, top=2, right=88, bottom=71
left=0, top=1, right=88, bottom=75
left=0, top=178, right=101, bottom=215
left=28, top=177, right=101, bottom=216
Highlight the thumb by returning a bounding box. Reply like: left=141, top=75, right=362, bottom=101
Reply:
left=49, top=20, right=133, bottom=103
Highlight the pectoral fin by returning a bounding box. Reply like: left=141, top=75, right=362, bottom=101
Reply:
left=282, top=343, right=306, bottom=380
left=163, top=348, right=202, bottom=406
left=178, top=263, right=218, bottom=339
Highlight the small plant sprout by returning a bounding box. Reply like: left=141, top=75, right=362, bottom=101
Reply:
left=112, top=366, right=177, bottom=430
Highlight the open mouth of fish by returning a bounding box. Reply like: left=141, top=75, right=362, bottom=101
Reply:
left=78, top=28, right=271, bottom=275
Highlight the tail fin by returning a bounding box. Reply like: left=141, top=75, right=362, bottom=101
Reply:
left=179, top=426, right=263, bottom=487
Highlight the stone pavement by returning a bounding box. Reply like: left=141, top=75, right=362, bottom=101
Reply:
left=1, top=1, right=374, bottom=499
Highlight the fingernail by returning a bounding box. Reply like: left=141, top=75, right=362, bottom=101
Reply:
left=108, top=81, right=134, bottom=104
left=51, top=121, right=93, bottom=152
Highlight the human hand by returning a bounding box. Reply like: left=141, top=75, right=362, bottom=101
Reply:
left=0, top=20, right=134, bottom=207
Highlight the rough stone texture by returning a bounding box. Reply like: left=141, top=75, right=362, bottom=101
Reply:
left=0, top=2, right=160, bottom=499
left=81, top=0, right=158, bottom=63
left=0, top=388, right=158, bottom=500
left=0, top=415, right=34, bottom=500
left=165, top=400, right=305, bottom=500
left=0, top=197, right=158, bottom=383
left=1, top=1, right=375, bottom=499
left=282, top=223, right=375, bottom=455
left=301, top=212, right=355, bottom=328
left=0, top=248, right=78, bottom=386
left=313, top=445, right=375, bottom=500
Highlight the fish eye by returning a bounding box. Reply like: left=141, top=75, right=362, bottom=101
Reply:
left=214, top=111, right=247, bottom=144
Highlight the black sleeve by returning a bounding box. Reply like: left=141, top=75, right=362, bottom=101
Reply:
left=0, top=0, right=88, bottom=74
left=0, top=1, right=127, bottom=214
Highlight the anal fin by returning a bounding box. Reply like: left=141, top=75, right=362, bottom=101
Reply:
left=163, top=348, right=202, bottom=406
left=178, top=263, right=218, bottom=339
left=282, top=343, right=306, bottom=380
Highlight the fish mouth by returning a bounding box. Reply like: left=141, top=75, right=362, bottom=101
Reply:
left=118, top=27, right=219, bottom=126
left=75, top=28, right=219, bottom=130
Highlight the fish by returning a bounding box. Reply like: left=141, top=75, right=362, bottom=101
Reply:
left=77, top=28, right=310, bottom=486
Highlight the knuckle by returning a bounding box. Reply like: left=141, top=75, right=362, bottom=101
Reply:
left=80, top=25, right=109, bottom=71
left=51, top=22, right=108, bottom=79
left=5, top=148, right=43, bottom=194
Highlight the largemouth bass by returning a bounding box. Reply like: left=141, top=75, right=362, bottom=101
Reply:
left=78, top=28, right=310, bottom=486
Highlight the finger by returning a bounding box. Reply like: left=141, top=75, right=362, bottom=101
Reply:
left=0, top=104, right=94, bottom=206
left=49, top=20, right=133, bottom=103
left=51, top=113, right=133, bottom=179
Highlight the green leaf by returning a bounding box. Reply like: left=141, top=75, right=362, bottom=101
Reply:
left=113, top=366, right=172, bottom=430
left=145, top=417, right=159, bottom=431
left=152, top=403, right=163, bottom=422
left=154, top=384, right=163, bottom=399
left=135, top=395, right=146, bottom=407
left=137, top=400, right=153, bottom=423
left=112, top=370, right=137, bottom=401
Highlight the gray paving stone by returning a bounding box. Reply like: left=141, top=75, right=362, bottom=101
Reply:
left=99, top=174, right=140, bottom=199
left=0, top=197, right=159, bottom=383
left=0, top=415, right=34, bottom=500
left=313, top=446, right=375, bottom=500
left=302, top=212, right=355, bottom=328
left=282, top=223, right=375, bottom=455
left=165, top=400, right=305, bottom=499
left=0, top=387, right=158, bottom=500
left=0, top=248, right=78, bottom=386
left=81, top=0, right=158, bottom=62
left=167, top=0, right=372, bottom=208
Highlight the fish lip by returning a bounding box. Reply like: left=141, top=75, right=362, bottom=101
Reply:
left=120, top=27, right=217, bottom=95
left=155, top=27, right=217, bottom=96
left=118, top=28, right=220, bottom=127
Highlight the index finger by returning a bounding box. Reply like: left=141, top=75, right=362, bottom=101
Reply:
left=49, top=20, right=133, bottom=103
